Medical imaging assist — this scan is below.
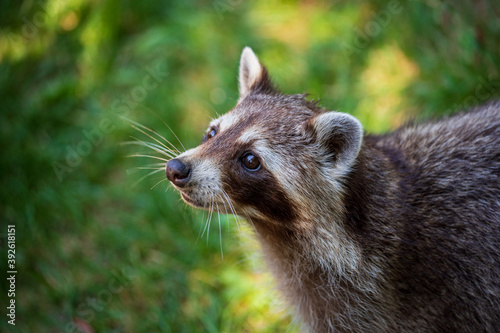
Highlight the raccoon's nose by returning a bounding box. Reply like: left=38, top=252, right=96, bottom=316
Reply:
left=166, top=158, right=191, bottom=188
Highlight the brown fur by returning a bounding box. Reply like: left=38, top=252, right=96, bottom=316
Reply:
left=166, top=48, right=500, bottom=332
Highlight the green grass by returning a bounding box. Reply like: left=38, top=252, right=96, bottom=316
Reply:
left=1, top=1, right=499, bottom=332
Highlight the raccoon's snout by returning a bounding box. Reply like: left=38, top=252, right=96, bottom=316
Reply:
left=166, top=158, right=191, bottom=188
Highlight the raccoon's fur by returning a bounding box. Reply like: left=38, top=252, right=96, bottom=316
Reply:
left=166, top=47, right=500, bottom=332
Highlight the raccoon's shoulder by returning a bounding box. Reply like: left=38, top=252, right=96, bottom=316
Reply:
left=371, top=100, right=500, bottom=171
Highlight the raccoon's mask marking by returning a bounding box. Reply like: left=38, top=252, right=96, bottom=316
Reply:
left=166, top=47, right=363, bottom=226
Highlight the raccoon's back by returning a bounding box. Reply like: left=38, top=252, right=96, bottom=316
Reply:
left=381, top=100, right=500, bottom=250
left=382, top=101, right=500, bottom=212
left=374, top=101, right=500, bottom=331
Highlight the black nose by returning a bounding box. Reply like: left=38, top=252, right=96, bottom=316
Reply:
left=166, top=158, right=191, bottom=187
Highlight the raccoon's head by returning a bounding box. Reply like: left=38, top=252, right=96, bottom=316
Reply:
left=166, top=47, right=363, bottom=230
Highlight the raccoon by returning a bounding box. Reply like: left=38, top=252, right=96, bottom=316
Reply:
left=165, top=47, right=500, bottom=333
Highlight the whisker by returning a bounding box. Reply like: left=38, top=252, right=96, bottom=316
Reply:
left=130, top=123, right=179, bottom=155
left=122, top=116, right=182, bottom=154
left=128, top=135, right=177, bottom=154
left=216, top=169, right=242, bottom=228
left=126, top=167, right=163, bottom=176
left=242, top=211, right=255, bottom=231
left=130, top=166, right=165, bottom=171
left=126, top=154, right=169, bottom=162
left=127, top=135, right=177, bottom=157
left=131, top=168, right=164, bottom=187
left=151, top=177, right=169, bottom=190
left=221, top=189, right=241, bottom=231
left=217, top=194, right=230, bottom=217
left=133, top=105, right=187, bottom=153
left=195, top=213, right=205, bottom=245
left=123, top=139, right=177, bottom=159
left=200, top=196, right=212, bottom=239
left=206, top=198, right=214, bottom=245
left=126, top=162, right=165, bottom=174
left=201, top=101, right=221, bottom=119
left=216, top=202, right=223, bottom=260
left=220, top=190, right=235, bottom=218
left=141, top=162, right=166, bottom=167
left=162, top=122, right=186, bottom=153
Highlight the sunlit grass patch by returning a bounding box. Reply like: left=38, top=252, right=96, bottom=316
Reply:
left=355, top=44, right=419, bottom=133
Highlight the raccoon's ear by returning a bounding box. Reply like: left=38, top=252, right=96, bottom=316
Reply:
left=306, top=112, right=363, bottom=168
left=238, top=47, right=274, bottom=98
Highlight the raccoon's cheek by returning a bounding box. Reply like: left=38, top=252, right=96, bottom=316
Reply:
left=224, top=174, right=299, bottom=223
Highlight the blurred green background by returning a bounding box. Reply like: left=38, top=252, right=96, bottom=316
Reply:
left=1, top=0, right=499, bottom=332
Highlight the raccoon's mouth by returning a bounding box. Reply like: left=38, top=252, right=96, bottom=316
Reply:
left=181, top=192, right=201, bottom=207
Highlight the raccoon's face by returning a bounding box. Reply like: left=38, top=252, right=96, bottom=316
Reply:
left=166, top=48, right=363, bottom=227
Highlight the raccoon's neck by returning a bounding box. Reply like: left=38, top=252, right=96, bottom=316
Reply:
left=248, top=137, right=405, bottom=331
left=251, top=136, right=404, bottom=273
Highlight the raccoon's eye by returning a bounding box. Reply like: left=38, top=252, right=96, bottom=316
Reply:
left=241, top=152, right=261, bottom=171
left=203, top=126, right=218, bottom=142
left=207, top=129, right=216, bottom=139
